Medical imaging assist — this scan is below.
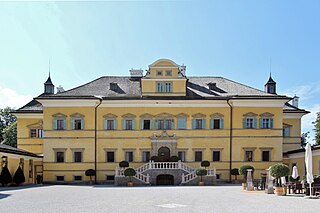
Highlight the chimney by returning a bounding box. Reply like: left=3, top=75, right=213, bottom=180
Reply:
left=179, top=64, right=186, bottom=76
left=56, top=85, right=65, bottom=93
left=292, top=95, right=299, bottom=107
left=129, top=69, right=143, bottom=78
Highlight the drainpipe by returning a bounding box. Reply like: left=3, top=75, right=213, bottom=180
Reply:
left=227, top=98, right=233, bottom=182
left=94, top=96, right=102, bottom=184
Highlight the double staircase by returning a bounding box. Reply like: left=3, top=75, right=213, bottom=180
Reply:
left=115, top=161, right=216, bottom=185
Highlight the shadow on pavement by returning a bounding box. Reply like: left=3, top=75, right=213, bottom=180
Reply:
left=0, top=184, right=50, bottom=192
left=0, top=193, right=10, bottom=200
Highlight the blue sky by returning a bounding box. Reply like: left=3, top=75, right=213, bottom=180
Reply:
left=0, top=0, right=319, bottom=142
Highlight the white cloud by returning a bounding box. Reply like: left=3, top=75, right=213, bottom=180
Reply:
left=282, top=83, right=320, bottom=101
left=0, top=87, right=33, bottom=109
left=301, top=104, right=320, bottom=144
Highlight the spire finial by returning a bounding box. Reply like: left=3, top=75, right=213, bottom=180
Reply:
left=49, top=59, right=51, bottom=77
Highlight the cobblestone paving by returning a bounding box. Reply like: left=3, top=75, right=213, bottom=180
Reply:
left=0, top=185, right=320, bottom=213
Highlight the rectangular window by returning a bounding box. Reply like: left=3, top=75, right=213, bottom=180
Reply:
left=262, top=118, right=271, bottom=129
left=74, top=176, right=82, bottom=181
left=165, top=70, right=172, bottom=76
left=106, top=120, right=115, bottom=130
left=143, top=120, right=151, bottom=130
left=30, top=129, right=37, bottom=138
left=178, top=151, right=186, bottom=162
left=177, top=117, right=186, bottom=129
left=74, top=119, right=82, bottom=130
left=195, top=119, right=203, bottom=129
left=56, top=152, right=65, bottom=163
left=106, top=175, right=115, bottom=183
left=194, top=151, right=203, bottom=162
left=245, top=151, right=253, bottom=162
left=212, top=151, right=220, bottom=162
left=56, top=176, right=65, bottom=181
left=262, top=151, right=270, bottom=162
left=57, top=119, right=65, bottom=130
left=156, top=119, right=173, bottom=130
left=125, top=120, right=133, bottom=130
left=142, top=151, right=150, bottom=162
left=74, top=152, right=82, bottom=163
left=106, top=152, right=115, bottom=162
left=213, top=119, right=220, bottom=129
left=156, top=70, right=163, bottom=76
left=283, top=126, right=290, bottom=137
left=156, top=82, right=172, bottom=93
left=125, top=151, right=134, bottom=162
left=246, top=118, right=254, bottom=129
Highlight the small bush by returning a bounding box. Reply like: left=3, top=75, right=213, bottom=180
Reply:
left=85, top=169, right=96, bottom=182
left=119, top=161, right=129, bottom=168
left=201, top=161, right=210, bottom=168
left=169, top=156, right=180, bottom=162
left=0, top=166, right=12, bottom=186
left=196, top=168, right=207, bottom=182
left=270, top=164, right=290, bottom=186
left=13, top=166, right=25, bottom=186
left=150, top=156, right=160, bottom=162
left=124, top=168, right=136, bottom=182
left=231, top=168, right=240, bottom=176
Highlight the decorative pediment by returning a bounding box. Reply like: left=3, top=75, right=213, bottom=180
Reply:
left=155, top=112, right=174, bottom=118
left=27, top=120, right=43, bottom=128
left=70, top=113, right=85, bottom=118
left=176, top=113, right=189, bottom=118
left=283, top=123, right=292, bottom=127
left=52, top=113, right=67, bottom=118
left=149, top=130, right=177, bottom=140
left=140, top=113, right=153, bottom=118
left=103, top=113, right=117, bottom=118
left=243, top=112, right=258, bottom=117
left=192, top=113, right=206, bottom=118
left=260, top=112, right=274, bottom=118
left=210, top=113, right=224, bottom=118
left=121, top=113, right=136, bottom=118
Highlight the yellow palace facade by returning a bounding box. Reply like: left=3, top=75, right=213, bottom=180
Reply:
left=13, top=59, right=308, bottom=185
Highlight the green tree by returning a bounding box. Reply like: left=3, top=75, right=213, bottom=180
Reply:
left=301, top=132, right=310, bottom=148
left=0, top=107, right=16, bottom=144
left=2, top=121, right=17, bottom=147
left=313, top=112, right=320, bottom=145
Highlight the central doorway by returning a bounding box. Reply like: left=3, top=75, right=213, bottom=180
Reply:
left=158, top=146, right=170, bottom=162
left=156, top=174, right=174, bottom=185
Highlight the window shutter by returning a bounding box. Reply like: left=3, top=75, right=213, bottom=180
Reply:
left=114, top=120, right=117, bottom=130
left=202, top=119, right=206, bottom=129
left=81, top=118, right=84, bottom=130
left=192, top=119, right=196, bottom=129
left=243, top=118, right=247, bottom=128
left=253, top=118, right=257, bottom=128
left=140, top=119, right=144, bottom=130
left=155, top=119, right=159, bottom=129
left=220, top=118, right=224, bottom=129
left=132, top=119, right=136, bottom=130
left=122, top=120, right=125, bottom=130
left=210, top=118, right=213, bottom=129
left=150, top=120, right=154, bottom=129
left=104, top=119, right=107, bottom=130
left=70, top=118, right=74, bottom=130
left=270, top=118, right=274, bottom=129
left=178, top=117, right=186, bottom=129
left=63, top=119, right=66, bottom=129
left=259, top=118, right=263, bottom=129
left=170, top=119, right=174, bottom=129
left=52, top=119, right=57, bottom=130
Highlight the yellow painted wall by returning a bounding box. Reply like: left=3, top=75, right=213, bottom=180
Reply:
left=283, top=118, right=301, bottom=152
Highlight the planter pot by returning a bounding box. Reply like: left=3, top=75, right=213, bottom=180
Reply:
left=242, top=183, right=246, bottom=190
left=127, top=182, right=133, bottom=187
left=275, top=187, right=285, bottom=196
left=199, top=181, right=205, bottom=186
left=282, top=186, right=287, bottom=196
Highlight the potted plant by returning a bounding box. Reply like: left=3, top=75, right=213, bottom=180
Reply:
left=0, top=166, right=12, bottom=187
left=85, top=169, right=96, bottom=184
left=124, top=168, right=136, bottom=187
left=231, top=168, right=240, bottom=183
left=201, top=160, right=210, bottom=169
left=239, top=165, right=254, bottom=190
left=270, top=163, right=290, bottom=196
left=169, top=156, right=180, bottom=162
left=13, top=166, right=25, bottom=186
left=196, top=168, right=207, bottom=186
left=150, top=156, right=160, bottom=162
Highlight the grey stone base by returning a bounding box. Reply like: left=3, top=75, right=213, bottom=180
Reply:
left=180, top=176, right=217, bottom=186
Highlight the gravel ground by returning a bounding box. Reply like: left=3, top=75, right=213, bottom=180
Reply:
left=0, top=185, right=319, bottom=213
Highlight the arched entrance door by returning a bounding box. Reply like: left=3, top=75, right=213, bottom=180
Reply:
left=156, top=174, right=174, bottom=185
left=158, top=146, right=170, bottom=162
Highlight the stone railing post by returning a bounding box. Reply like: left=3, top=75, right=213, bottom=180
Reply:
left=178, top=160, right=181, bottom=169
left=182, top=173, right=185, bottom=183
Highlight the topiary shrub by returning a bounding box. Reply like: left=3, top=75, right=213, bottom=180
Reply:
left=150, top=156, right=160, bottom=162
left=314, top=175, right=320, bottom=184
left=124, top=168, right=136, bottom=182
left=239, top=165, right=254, bottom=181
left=0, top=166, right=12, bottom=186
left=119, top=161, right=129, bottom=168
left=85, top=169, right=96, bottom=183
left=231, top=168, right=240, bottom=180
left=270, top=163, right=290, bottom=186
left=13, top=166, right=25, bottom=186
left=169, top=156, right=180, bottom=162
left=196, top=168, right=207, bottom=182
left=201, top=161, right=210, bottom=169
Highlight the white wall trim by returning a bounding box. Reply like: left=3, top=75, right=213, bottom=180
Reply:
left=14, top=113, right=43, bottom=119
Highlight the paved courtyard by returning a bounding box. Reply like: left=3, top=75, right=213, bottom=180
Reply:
left=0, top=185, right=320, bottom=213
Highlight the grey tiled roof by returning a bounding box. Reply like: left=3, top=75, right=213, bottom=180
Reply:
left=0, top=144, right=42, bottom=158
left=15, top=99, right=43, bottom=113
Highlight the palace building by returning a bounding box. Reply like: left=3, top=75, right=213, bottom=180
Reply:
left=12, top=59, right=309, bottom=185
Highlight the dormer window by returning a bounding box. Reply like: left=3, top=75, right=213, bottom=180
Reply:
left=156, top=70, right=163, bottom=76
left=110, top=82, right=118, bottom=91
left=208, top=82, right=216, bottom=90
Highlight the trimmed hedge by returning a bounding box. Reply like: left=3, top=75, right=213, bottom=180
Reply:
left=201, top=161, right=210, bottom=168
left=13, top=166, right=25, bottom=186
left=0, top=166, right=12, bottom=186
left=119, top=161, right=129, bottom=168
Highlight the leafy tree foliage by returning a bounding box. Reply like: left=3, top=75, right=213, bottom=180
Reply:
left=231, top=168, right=240, bottom=180
left=301, top=132, right=310, bottom=148
left=196, top=168, right=207, bottom=182
left=13, top=166, right=25, bottom=185
left=124, top=168, right=136, bottom=182
left=201, top=160, right=210, bottom=169
left=119, top=161, right=129, bottom=168
left=0, top=166, right=12, bottom=186
left=270, top=163, right=290, bottom=186
left=85, top=169, right=96, bottom=182
left=313, top=112, right=320, bottom=145
left=239, top=165, right=254, bottom=181
left=0, top=107, right=17, bottom=147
